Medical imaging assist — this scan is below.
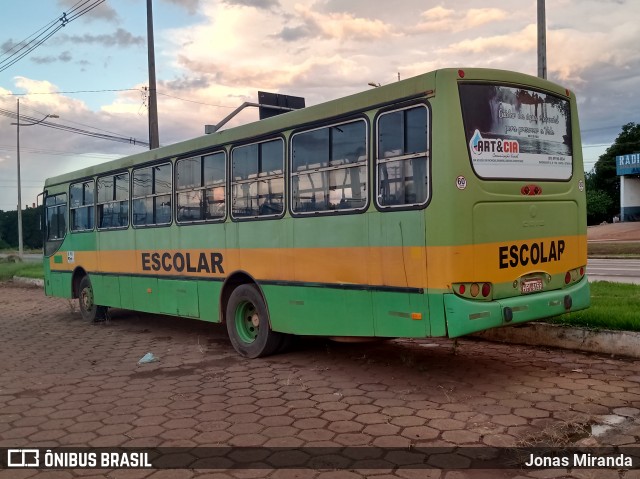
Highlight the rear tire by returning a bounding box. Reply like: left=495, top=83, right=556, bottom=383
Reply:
left=77, top=275, right=107, bottom=322
left=226, top=284, right=281, bottom=358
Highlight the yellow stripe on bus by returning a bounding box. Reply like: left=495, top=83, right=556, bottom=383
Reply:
left=50, top=235, right=586, bottom=290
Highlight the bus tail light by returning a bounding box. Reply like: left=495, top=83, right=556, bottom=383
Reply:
left=453, top=282, right=494, bottom=301
left=564, top=266, right=586, bottom=286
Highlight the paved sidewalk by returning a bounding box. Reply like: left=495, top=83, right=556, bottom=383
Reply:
left=1, top=282, right=640, bottom=478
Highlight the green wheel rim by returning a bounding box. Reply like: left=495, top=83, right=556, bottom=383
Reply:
left=234, top=300, right=259, bottom=344
left=81, top=286, right=94, bottom=312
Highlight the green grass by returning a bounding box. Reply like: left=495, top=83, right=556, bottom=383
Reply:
left=0, top=260, right=44, bottom=281
left=549, top=281, right=640, bottom=332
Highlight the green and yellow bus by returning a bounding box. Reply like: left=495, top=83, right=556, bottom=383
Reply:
left=42, top=68, right=589, bottom=358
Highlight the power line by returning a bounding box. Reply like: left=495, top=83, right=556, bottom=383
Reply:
left=157, top=91, right=237, bottom=109
left=0, top=107, right=149, bottom=147
left=0, top=0, right=106, bottom=73
left=2, top=88, right=140, bottom=96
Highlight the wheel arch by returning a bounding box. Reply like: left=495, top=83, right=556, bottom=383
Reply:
left=71, top=267, right=88, bottom=299
left=219, top=270, right=270, bottom=325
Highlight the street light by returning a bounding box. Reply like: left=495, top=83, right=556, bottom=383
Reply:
left=10, top=98, right=59, bottom=259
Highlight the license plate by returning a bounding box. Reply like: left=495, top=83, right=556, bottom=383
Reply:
left=521, top=278, right=543, bottom=294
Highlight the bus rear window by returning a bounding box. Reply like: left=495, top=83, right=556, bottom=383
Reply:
left=459, top=83, right=572, bottom=180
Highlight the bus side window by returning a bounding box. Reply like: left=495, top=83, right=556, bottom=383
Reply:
left=97, top=173, right=130, bottom=229
left=70, top=180, right=95, bottom=232
left=132, top=164, right=172, bottom=227
left=44, top=193, right=67, bottom=256
left=231, top=139, right=284, bottom=219
left=376, top=105, right=430, bottom=208
left=291, top=119, right=367, bottom=214
left=176, top=152, right=226, bottom=224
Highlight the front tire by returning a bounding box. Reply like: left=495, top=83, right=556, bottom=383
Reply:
left=77, top=275, right=107, bottom=322
left=226, top=284, right=281, bottom=358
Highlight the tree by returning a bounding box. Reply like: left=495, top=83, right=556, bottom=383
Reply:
left=0, top=206, right=43, bottom=251
left=588, top=122, right=640, bottom=223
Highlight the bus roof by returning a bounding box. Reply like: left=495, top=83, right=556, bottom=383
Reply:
left=44, top=68, right=566, bottom=187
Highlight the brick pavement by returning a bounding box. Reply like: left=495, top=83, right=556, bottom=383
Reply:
left=1, top=282, right=640, bottom=479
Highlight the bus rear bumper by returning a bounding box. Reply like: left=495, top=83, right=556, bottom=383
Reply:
left=443, top=277, right=590, bottom=338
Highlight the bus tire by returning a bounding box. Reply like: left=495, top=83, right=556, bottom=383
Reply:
left=226, top=284, right=281, bottom=358
left=77, top=275, right=107, bottom=322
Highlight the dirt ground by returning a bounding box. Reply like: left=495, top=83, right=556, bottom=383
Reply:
left=587, top=222, right=640, bottom=241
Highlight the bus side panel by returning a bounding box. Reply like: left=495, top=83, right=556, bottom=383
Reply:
left=265, top=285, right=374, bottom=336
left=158, top=279, right=199, bottom=318
left=371, top=291, right=428, bottom=337
left=198, top=280, right=222, bottom=322
left=131, top=276, right=158, bottom=313
left=425, top=291, right=447, bottom=337
left=48, top=271, right=72, bottom=299
left=119, top=276, right=134, bottom=310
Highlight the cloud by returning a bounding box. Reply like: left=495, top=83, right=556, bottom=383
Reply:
left=444, top=24, right=537, bottom=54
left=292, top=4, right=394, bottom=41
left=30, top=51, right=73, bottom=65
left=221, top=0, right=280, bottom=9
left=160, top=0, right=202, bottom=15
left=412, top=6, right=508, bottom=33
left=54, top=29, right=145, bottom=48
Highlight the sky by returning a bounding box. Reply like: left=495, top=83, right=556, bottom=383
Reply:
left=0, top=0, right=639, bottom=211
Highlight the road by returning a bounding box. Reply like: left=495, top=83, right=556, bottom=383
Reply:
left=0, top=253, right=41, bottom=263
left=1, top=282, right=640, bottom=478
left=587, top=258, right=640, bottom=284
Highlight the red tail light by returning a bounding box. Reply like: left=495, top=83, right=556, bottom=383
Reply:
left=482, top=283, right=491, bottom=297
left=565, top=272, right=571, bottom=284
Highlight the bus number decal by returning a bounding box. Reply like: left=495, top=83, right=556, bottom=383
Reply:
left=141, top=252, right=225, bottom=274
left=498, top=239, right=565, bottom=269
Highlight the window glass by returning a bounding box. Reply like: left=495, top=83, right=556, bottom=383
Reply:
left=98, top=172, right=129, bottom=229
left=133, top=167, right=152, bottom=197
left=155, top=164, right=172, bottom=195
left=260, top=140, right=284, bottom=175
left=233, top=144, right=258, bottom=181
left=97, top=177, right=113, bottom=203
left=232, top=140, right=283, bottom=219
left=377, top=105, right=430, bottom=208
left=44, top=193, right=67, bottom=255
left=292, top=128, right=327, bottom=171
left=176, top=157, right=201, bottom=189
left=114, top=173, right=129, bottom=201
left=459, top=83, right=572, bottom=180
left=331, top=122, right=366, bottom=166
left=176, top=152, right=226, bottom=223
left=291, top=119, right=367, bottom=214
left=70, top=180, right=95, bottom=232
left=204, top=153, right=225, bottom=186
left=70, top=183, right=84, bottom=208
left=132, top=163, right=172, bottom=226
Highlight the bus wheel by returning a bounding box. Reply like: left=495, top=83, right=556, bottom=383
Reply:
left=226, top=284, right=281, bottom=358
left=78, top=276, right=107, bottom=322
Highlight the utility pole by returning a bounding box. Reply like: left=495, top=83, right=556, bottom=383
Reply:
left=537, top=0, right=547, bottom=79
left=16, top=99, right=23, bottom=259
left=147, top=0, right=160, bottom=149
left=12, top=101, right=58, bottom=258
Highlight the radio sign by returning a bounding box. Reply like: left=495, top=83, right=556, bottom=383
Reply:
left=616, top=152, right=640, bottom=176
